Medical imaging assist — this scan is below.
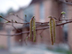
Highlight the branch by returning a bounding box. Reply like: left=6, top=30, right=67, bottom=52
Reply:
left=0, top=19, right=72, bottom=36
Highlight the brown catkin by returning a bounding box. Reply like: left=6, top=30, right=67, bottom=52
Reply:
left=30, top=16, right=36, bottom=42
left=33, top=17, right=36, bottom=42
left=49, top=17, right=56, bottom=45
left=49, top=18, right=54, bottom=45
left=52, top=18, right=56, bottom=43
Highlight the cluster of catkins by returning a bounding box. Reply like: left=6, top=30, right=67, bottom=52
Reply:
left=29, top=16, right=56, bottom=45
left=29, top=11, right=66, bottom=45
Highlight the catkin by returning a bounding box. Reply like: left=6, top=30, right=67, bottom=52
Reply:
left=52, top=18, right=56, bottom=43
left=33, top=17, right=36, bottom=42
left=49, top=18, right=54, bottom=45
left=30, top=16, right=36, bottom=42
left=49, top=17, right=56, bottom=45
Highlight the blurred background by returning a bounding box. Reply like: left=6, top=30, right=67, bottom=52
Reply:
left=0, top=0, right=72, bottom=54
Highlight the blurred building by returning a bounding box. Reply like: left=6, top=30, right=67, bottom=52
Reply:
left=0, top=8, right=24, bottom=49
left=0, top=0, right=72, bottom=50
left=67, top=0, right=72, bottom=50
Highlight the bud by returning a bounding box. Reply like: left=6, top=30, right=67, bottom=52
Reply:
left=6, top=21, right=9, bottom=23
left=48, top=16, right=52, bottom=18
left=6, top=21, right=10, bottom=23
left=33, top=16, right=35, bottom=18
left=61, top=11, right=66, bottom=14
left=25, top=15, right=27, bottom=17
left=15, top=21, right=17, bottom=23
left=0, top=16, right=2, bottom=18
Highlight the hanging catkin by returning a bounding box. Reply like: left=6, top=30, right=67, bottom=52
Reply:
left=49, top=17, right=56, bottom=45
left=52, top=18, right=56, bottom=43
left=33, top=17, right=36, bottom=42
left=49, top=18, right=54, bottom=45
left=30, top=16, right=36, bottom=42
